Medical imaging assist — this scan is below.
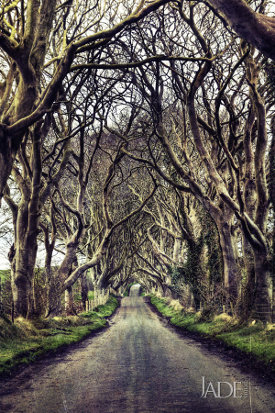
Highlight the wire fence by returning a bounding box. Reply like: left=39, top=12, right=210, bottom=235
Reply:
left=85, top=289, right=110, bottom=312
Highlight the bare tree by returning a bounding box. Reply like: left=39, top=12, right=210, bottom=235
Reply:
left=0, top=0, right=173, bottom=200
left=204, top=0, right=275, bottom=61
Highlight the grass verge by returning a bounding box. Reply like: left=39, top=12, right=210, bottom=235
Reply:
left=0, top=295, right=119, bottom=378
left=150, top=295, right=275, bottom=372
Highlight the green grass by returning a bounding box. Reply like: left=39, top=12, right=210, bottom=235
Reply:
left=217, top=326, right=275, bottom=365
left=0, top=296, right=119, bottom=377
left=150, top=295, right=275, bottom=371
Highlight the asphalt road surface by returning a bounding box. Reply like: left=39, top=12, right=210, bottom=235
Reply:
left=0, top=284, right=274, bottom=413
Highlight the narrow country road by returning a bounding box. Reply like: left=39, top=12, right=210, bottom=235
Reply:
left=0, top=285, right=274, bottom=413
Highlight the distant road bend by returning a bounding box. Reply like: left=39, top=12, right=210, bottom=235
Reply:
left=0, top=284, right=274, bottom=412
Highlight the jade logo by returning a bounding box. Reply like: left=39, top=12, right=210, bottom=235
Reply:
left=201, top=376, right=247, bottom=399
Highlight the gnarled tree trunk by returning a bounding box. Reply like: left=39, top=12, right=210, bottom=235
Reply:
left=253, top=248, right=271, bottom=322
